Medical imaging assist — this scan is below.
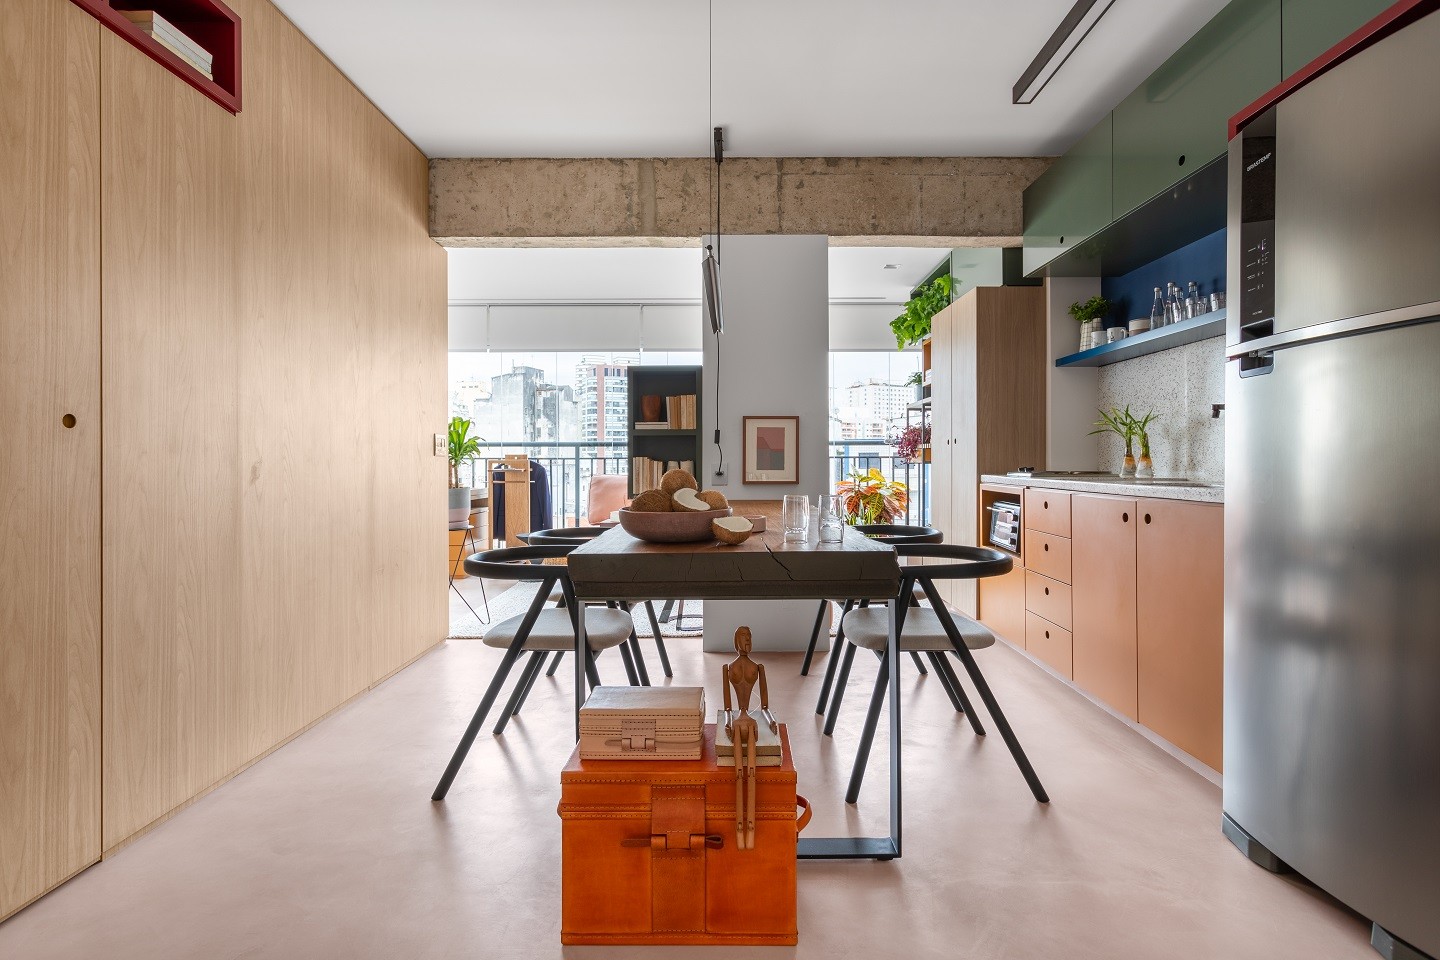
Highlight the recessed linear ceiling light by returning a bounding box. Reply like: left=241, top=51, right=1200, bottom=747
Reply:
left=883, top=264, right=901, bottom=270
left=1013, top=0, right=1118, bottom=104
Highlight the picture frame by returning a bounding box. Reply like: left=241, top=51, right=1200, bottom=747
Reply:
left=742, top=416, right=799, bottom=484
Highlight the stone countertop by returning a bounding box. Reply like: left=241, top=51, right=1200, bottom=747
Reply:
left=979, top=474, right=1225, bottom=504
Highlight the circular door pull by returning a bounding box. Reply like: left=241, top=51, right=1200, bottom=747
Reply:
left=62, top=414, right=76, bottom=428
left=1045, top=630, right=1050, bottom=639
left=1044, top=586, right=1050, bottom=596
left=1122, top=512, right=1130, bottom=523
left=1043, top=543, right=1049, bottom=552
left=1178, top=155, right=1186, bottom=166
left=1043, top=500, right=1049, bottom=509
left=1144, top=513, right=1152, bottom=524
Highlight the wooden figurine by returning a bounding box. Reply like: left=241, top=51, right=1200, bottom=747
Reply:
left=720, top=626, right=776, bottom=849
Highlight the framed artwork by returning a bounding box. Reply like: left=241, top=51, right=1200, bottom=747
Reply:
left=742, top=416, right=799, bottom=484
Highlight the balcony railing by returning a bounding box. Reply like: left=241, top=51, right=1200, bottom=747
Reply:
left=457, top=439, right=928, bottom=530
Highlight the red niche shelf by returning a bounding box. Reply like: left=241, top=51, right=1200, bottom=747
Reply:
left=71, top=0, right=241, bottom=113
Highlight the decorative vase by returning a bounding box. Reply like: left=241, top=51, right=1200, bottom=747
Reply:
left=448, top=486, right=472, bottom=523
left=641, top=394, right=663, bottom=423
left=1136, top=455, right=1154, bottom=479
left=1120, top=454, right=1137, bottom=478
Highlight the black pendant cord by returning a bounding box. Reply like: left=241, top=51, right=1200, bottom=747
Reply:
left=709, top=0, right=725, bottom=477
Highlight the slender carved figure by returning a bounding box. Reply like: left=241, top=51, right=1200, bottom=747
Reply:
left=721, top=627, right=771, bottom=849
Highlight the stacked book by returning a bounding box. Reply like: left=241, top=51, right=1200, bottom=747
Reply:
left=665, top=395, right=697, bottom=429
left=120, top=10, right=214, bottom=80
left=628, top=457, right=695, bottom=491
left=716, top=711, right=784, bottom=767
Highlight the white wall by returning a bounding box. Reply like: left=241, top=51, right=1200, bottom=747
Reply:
left=701, top=235, right=831, bottom=652
left=1045, top=276, right=1102, bottom=469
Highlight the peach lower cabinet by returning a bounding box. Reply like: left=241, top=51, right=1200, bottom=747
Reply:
left=978, top=484, right=1223, bottom=771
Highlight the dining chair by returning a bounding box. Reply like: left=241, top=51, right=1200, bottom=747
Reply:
left=805, top=524, right=943, bottom=713
left=430, top=544, right=639, bottom=801
left=523, top=526, right=671, bottom=681
left=827, top=543, right=1049, bottom=806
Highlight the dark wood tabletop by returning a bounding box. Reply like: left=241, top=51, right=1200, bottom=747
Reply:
left=567, top=510, right=901, bottom=602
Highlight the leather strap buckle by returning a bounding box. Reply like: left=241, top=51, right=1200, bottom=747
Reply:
left=621, top=833, right=724, bottom=851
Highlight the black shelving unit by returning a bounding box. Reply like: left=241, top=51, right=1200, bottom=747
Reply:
left=625, top=365, right=703, bottom=496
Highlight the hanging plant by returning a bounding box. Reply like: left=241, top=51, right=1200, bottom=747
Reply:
left=890, top=424, right=930, bottom=462
left=889, top=274, right=953, bottom=349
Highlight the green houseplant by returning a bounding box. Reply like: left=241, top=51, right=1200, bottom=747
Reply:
left=1090, top=405, right=1138, bottom=478
left=447, top=416, right=484, bottom=521
left=1069, top=295, right=1112, bottom=351
left=1130, top=410, right=1160, bottom=479
left=889, top=274, right=954, bottom=349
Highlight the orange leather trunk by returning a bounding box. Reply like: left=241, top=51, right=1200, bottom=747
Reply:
left=559, top=724, right=800, bottom=945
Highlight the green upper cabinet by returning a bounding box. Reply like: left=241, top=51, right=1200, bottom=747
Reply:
left=1282, top=0, right=1394, bottom=76
left=1111, top=0, right=1281, bottom=220
left=1022, top=113, right=1111, bottom=277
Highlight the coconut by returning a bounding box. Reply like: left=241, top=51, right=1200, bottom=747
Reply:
left=712, top=515, right=753, bottom=545
left=696, top=489, right=729, bottom=510
left=672, top=487, right=711, bottom=512
left=629, top=489, right=673, bottom=512
left=660, top=468, right=699, bottom=495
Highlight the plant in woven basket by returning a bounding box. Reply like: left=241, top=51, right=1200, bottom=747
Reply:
left=890, top=423, right=930, bottom=463
left=835, top=468, right=908, bottom=525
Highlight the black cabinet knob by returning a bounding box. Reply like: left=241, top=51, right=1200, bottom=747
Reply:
left=1144, top=513, right=1152, bottom=524
left=1122, top=512, right=1129, bottom=523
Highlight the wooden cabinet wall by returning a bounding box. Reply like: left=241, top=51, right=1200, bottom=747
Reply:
left=928, top=287, right=1046, bottom=615
left=0, top=0, right=103, bottom=922
left=2, top=0, right=446, bottom=918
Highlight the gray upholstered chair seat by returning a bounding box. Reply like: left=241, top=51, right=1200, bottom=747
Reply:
left=840, top=606, right=996, bottom=652
left=482, top=608, right=633, bottom=652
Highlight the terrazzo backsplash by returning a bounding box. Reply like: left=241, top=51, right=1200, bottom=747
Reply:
left=1095, top=336, right=1225, bottom=482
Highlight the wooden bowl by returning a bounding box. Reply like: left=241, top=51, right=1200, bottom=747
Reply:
left=617, top=507, right=732, bottom=543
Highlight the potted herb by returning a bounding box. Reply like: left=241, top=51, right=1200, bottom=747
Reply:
left=890, top=423, right=930, bottom=463
left=1069, top=295, right=1112, bottom=351
left=835, top=468, right=909, bottom=525
left=889, top=274, right=954, bottom=349
left=1131, top=410, right=1160, bottom=479
left=448, top=416, right=484, bottom=522
left=1090, top=405, right=1138, bottom=478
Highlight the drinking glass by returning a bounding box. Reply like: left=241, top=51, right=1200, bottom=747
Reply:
left=782, top=495, right=810, bottom=543
left=819, top=495, right=845, bottom=543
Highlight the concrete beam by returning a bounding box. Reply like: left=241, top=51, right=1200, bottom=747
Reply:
left=429, top=156, right=1052, bottom=247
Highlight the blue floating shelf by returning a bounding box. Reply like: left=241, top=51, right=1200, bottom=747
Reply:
left=1055, top=310, right=1226, bottom=368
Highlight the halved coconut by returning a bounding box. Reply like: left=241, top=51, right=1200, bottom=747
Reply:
left=660, top=468, right=699, bottom=495
left=712, top=515, right=753, bottom=545
left=672, top=487, right=711, bottom=512
left=697, top=489, right=729, bottom=510
left=630, top=489, right=673, bottom=512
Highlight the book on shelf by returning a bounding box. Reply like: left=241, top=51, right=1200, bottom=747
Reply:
left=633, top=422, right=672, bottom=430
left=665, top=394, right=697, bottom=429
left=119, top=10, right=214, bottom=77
left=629, top=457, right=696, bottom=491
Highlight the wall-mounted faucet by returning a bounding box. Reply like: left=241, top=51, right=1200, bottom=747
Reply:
left=1212, top=403, right=1226, bottom=419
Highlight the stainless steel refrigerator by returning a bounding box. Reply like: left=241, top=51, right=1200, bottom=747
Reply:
left=1224, top=7, right=1440, bottom=959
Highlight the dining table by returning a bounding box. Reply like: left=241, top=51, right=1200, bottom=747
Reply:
left=565, top=511, right=907, bottom=861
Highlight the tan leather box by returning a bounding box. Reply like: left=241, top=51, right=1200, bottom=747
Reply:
left=559, top=724, right=804, bottom=946
left=578, top=686, right=706, bottom=761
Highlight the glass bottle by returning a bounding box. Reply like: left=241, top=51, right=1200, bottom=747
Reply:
left=1187, top=281, right=1203, bottom=317
left=1164, top=283, right=1180, bottom=326
left=1150, top=286, right=1166, bottom=329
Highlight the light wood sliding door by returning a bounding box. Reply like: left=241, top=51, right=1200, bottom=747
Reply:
left=0, top=0, right=102, bottom=921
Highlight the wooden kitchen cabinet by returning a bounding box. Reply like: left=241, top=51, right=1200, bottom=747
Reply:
left=1023, top=488, right=1071, bottom=537
left=978, top=564, right=1026, bottom=648
left=1137, top=500, right=1224, bottom=770
left=1021, top=113, right=1113, bottom=276
left=1071, top=495, right=1139, bottom=720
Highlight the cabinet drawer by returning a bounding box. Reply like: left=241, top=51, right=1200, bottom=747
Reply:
left=1025, top=612, right=1072, bottom=679
left=1024, top=489, right=1071, bottom=537
left=1024, top=570, right=1072, bottom=631
left=1025, top=529, right=1072, bottom=584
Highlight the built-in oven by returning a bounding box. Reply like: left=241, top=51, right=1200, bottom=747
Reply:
left=987, top=500, right=1021, bottom=553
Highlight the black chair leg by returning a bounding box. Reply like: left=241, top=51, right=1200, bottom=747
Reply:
left=937, top=653, right=986, bottom=736
left=618, top=640, right=641, bottom=686
left=800, top=600, right=828, bottom=676
left=643, top=601, right=672, bottom=678
left=822, top=640, right=859, bottom=737
left=845, top=653, right=892, bottom=804
left=511, top=648, right=549, bottom=717
left=909, top=651, right=929, bottom=675
left=616, top=602, right=651, bottom=686
left=583, top=645, right=602, bottom=690
left=923, top=583, right=1048, bottom=803
left=432, top=644, right=525, bottom=800
left=494, top=651, right=545, bottom=735
left=545, top=650, right=565, bottom=677
left=658, top=599, right=676, bottom=623
left=926, top=651, right=967, bottom=714
left=815, top=599, right=855, bottom=715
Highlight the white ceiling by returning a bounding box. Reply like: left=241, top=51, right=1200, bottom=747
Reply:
left=446, top=246, right=947, bottom=302
left=273, top=0, right=1229, bottom=158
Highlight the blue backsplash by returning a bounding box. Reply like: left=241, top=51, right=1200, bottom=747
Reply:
left=1100, top=229, right=1227, bottom=328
